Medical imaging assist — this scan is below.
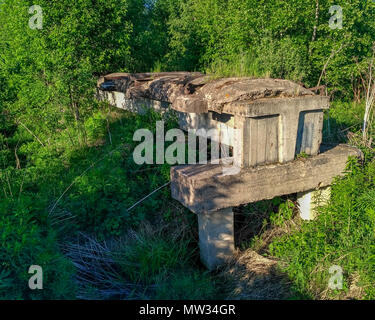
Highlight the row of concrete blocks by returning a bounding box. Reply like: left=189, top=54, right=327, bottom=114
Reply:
left=98, top=90, right=328, bottom=167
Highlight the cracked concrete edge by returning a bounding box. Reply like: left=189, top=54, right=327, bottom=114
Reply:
left=170, top=144, right=362, bottom=214
left=97, top=72, right=328, bottom=116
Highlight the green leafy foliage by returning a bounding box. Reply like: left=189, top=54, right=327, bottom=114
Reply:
left=0, top=0, right=159, bottom=299
left=0, top=195, right=76, bottom=299
left=158, top=0, right=375, bottom=97
left=269, top=200, right=295, bottom=227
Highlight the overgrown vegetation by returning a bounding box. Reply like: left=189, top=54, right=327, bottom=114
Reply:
left=270, top=156, right=375, bottom=299
left=1, top=0, right=375, bottom=300
left=265, top=100, right=375, bottom=300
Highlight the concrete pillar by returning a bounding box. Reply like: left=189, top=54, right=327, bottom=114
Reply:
left=279, top=111, right=300, bottom=163
left=297, top=186, right=331, bottom=220
left=198, top=207, right=234, bottom=270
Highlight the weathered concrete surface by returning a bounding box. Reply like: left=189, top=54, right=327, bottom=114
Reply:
left=97, top=72, right=330, bottom=167
left=297, top=186, right=331, bottom=220
left=198, top=207, right=235, bottom=270
left=231, top=97, right=327, bottom=166
left=97, top=90, right=170, bottom=114
left=98, top=72, right=205, bottom=108
left=97, top=89, right=237, bottom=147
left=170, top=144, right=361, bottom=214
left=97, top=73, right=328, bottom=115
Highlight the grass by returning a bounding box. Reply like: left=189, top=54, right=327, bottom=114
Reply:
left=205, top=51, right=270, bottom=79
left=66, top=222, right=218, bottom=300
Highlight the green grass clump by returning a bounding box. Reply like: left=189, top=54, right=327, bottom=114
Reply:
left=113, top=227, right=218, bottom=299
left=70, top=224, right=218, bottom=300
left=323, top=101, right=366, bottom=144
left=115, top=236, right=193, bottom=284
left=205, top=51, right=268, bottom=79
left=154, top=270, right=217, bottom=300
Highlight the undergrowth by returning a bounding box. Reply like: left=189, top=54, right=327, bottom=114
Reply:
left=66, top=222, right=218, bottom=300
left=1, top=106, right=217, bottom=299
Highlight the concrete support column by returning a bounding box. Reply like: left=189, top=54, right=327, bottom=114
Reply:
left=297, top=186, right=331, bottom=220
left=198, top=207, right=235, bottom=270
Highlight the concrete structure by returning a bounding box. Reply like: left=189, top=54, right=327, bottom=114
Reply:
left=98, top=73, right=329, bottom=167
left=97, top=72, right=361, bottom=270
left=198, top=208, right=234, bottom=270
left=170, top=145, right=359, bottom=214
left=297, top=186, right=331, bottom=221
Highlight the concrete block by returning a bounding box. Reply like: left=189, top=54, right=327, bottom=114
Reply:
left=178, top=111, right=236, bottom=146
left=230, top=97, right=329, bottom=167
left=198, top=207, right=234, bottom=270
left=233, top=115, right=279, bottom=167
left=171, top=144, right=361, bottom=214
left=297, top=186, right=331, bottom=220
left=97, top=90, right=169, bottom=114
left=295, top=110, right=324, bottom=156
